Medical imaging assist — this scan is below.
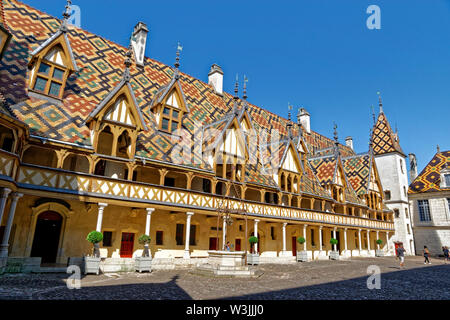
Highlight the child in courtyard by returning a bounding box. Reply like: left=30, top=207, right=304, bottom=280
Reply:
left=443, top=246, right=449, bottom=264
left=396, top=244, right=406, bottom=268
left=423, top=246, right=431, bottom=264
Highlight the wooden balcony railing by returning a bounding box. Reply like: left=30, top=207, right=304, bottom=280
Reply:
left=0, top=152, right=395, bottom=231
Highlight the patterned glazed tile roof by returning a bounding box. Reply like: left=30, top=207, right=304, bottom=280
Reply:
left=0, top=0, right=359, bottom=197
left=342, top=153, right=371, bottom=196
left=409, top=150, right=450, bottom=194
left=371, top=111, right=404, bottom=156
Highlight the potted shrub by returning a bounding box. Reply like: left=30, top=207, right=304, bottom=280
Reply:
left=296, top=237, right=308, bottom=262
left=247, top=236, right=259, bottom=265
left=135, top=234, right=152, bottom=273
left=85, top=231, right=103, bottom=275
left=329, top=238, right=340, bottom=260
left=375, top=239, right=384, bottom=257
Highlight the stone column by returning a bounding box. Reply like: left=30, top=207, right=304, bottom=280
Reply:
left=376, top=231, right=380, bottom=250
left=0, top=193, right=23, bottom=261
left=222, top=216, right=227, bottom=250
left=184, top=212, right=194, bottom=259
left=332, top=227, right=337, bottom=251
left=367, top=230, right=371, bottom=252
left=303, top=225, right=308, bottom=251
left=344, top=228, right=348, bottom=253
left=281, top=222, right=288, bottom=255
left=0, top=188, right=11, bottom=225
left=96, top=203, right=108, bottom=232
left=319, top=226, right=323, bottom=252
left=358, top=229, right=362, bottom=253
left=145, top=208, right=155, bottom=236
left=254, top=219, right=260, bottom=253
left=386, top=231, right=390, bottom=254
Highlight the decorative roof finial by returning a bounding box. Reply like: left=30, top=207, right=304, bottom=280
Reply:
left=377, top=91, right=383, bottom=113
left=242, top=75, right=248, bottom=101
left=287, top=104, right=293, bottom=138
left=371, top=105, right=376, bottom=125
left=123, top=44, right=133, bottom=82
left=234, top=74, right=239, bottom=101
left=437, top=145, right=441, bottom=153
left=174, top=42, right=183, bottom=72
left=333, top=122, right=338, bottom=143
left=61, top=0, right=72, bottom=32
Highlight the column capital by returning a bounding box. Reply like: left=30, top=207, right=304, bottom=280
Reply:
left=146, top=208, right=155, bottom=214
left=254, top=219, right=260, bottom=223
left=0, top=188, right=11, bottom=199
left=344, top=227, right=348, bottom=231
left=98, top=203, right=108, bottom=209
left=282, top=222, right=288, bottom=227
left=11, top=193, right=23, bottom=201
left=303, top=224, right=308, bottom=228
left=319, top=226, right=323, bottom=230
left=186, top=212, right=194, bottom=217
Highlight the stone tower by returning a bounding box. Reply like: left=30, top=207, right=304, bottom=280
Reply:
left=371, top=99, right=415, bottom=255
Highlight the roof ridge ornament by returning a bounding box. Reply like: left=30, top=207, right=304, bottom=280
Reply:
left=437, top=144, right=441, bottom=154
left=174, top=42, right=183, bottom=78
left=123, top=44, right=133, bottom=82
left=60, top=0, right=72, bottom=32
left=242, top=75, right=248, bottom=101
left=287, top=104, right=293, bottom=139
left=377, top=91, right=383, bottom=114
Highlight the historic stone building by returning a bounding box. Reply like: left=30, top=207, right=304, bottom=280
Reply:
left=408, top=149, right=450, bottom=256
left=0, top=0, right=395, bottom=271
left=370, top=101, right=415, bottom=255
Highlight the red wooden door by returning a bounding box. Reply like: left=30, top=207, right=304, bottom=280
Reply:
left=235, top=239, right=241, bottom=251
left=209, top=238, right=218, bottom=251
left=292, top=237, right=297, bottom=256
left=120, top=233, right=135, bottom=258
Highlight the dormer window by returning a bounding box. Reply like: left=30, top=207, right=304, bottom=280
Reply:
left=32, top=58, right=67, bottom=98
left=157, top=91, right=185, bottom=134
left=445, top=174, right=450, bottom=187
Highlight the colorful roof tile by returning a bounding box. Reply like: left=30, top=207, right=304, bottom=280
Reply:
left=409, top=150, right=450, bottom=194
left=371, top=110, right=404, bottom=156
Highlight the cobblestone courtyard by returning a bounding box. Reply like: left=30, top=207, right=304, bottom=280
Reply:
left=0, top=256, right=449, bottom=300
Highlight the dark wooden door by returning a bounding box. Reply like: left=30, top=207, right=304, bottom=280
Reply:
left=336, top=231, right=341, bottom=253
left=209, top=238, right=218, bottom=251
left=120, top=233, right=135, bottom=258
left=30, top=212, right=62, bottom=264
left=292, top=237, right=297, bottom=256
left=235, top=239, right=241, bottom=251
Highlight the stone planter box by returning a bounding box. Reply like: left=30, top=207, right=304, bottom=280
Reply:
left=376, top=250, right=385, bottom=257
left=84, top=257, right=101, bottom=275
left=329, top=251, right=340, bottom=260
left=247, top=253, right=259, bottom=265
left=296, top=251, right=308, bottom=262
left=135, top=257, right=152, bottom=273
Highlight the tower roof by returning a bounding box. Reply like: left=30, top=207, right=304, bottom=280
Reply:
left=371, top=110, right=405, bottom=157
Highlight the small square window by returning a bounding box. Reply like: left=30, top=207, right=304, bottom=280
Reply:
left=49, top=82, right=62, bottom=97
left=34, top=77, right=48, bottom=92
left=171, top=121, right=179, bottom=132
left=161, top=118, right=169, bottom=131
left=163, top=107, right=170, bottom=116
left=38, top=63, right=51, bottom=75
left=53, top=68, right=64, bottom=80
left=173, top=110, right=179, bottom=119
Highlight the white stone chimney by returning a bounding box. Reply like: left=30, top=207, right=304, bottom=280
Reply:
left=208, top=64, right=223, bottom=95
left=298, top=108, right=311, bottom=134
left=131, top=22, right=149, bottom=67
left=345, top=137, right=354, bottom=150
left=409, top=153, right=418, bottom=182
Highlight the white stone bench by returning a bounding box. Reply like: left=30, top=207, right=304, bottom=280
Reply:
left=191, top=250, right=209, bottom=258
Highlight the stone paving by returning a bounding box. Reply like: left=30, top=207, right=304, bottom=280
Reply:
left=0, top=256, right=449, bottom=300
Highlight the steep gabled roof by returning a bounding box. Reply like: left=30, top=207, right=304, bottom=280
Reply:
left=371, top=110, right=404, bottom=156
left=409, top=150, right=450, bottom=194
left=342, top=153, right=371, bottom=196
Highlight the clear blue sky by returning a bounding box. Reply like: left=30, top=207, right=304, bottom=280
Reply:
left=23, top=0, right=450, bottom=179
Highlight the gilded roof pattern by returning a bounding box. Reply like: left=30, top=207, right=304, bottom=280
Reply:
left=409, top=150, right=450, bottom=194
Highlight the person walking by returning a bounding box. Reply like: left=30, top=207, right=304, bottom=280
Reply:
left=443, top=246, right=449, bottom=264
left=396, top=244, right=406, bottom=268
left=423, top=246, right=431, bottom=264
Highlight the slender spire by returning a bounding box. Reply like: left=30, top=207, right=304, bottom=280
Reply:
left=60, top=0, right=72, bottom=32
left=377, top=91, right=383, bottom=113
left=234, top=74, right=239, bottom=101
left=287, top=104, right=293, bottom=139
left=123, top=44, right=132, bottom=82
left=174, top=42, right=183, bottom=77
left=242, top=75, right=248, bottom=101
left=333, top=122, right=338, bottom=144
left=297, top=108, right=304, bottom=138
